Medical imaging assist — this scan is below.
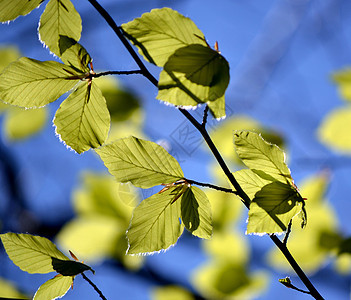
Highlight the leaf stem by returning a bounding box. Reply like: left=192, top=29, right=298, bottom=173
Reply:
left=186, top=179, right=237, bottom=194
left=87, top=1, right=324, bottom=299
left=81, top=273, right=107, bottom=300
left=92, top=70, right=143, bottom=78
left=201, top=105, right=209, bottom=128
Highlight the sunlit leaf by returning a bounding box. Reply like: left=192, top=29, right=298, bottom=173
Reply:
left=234, top=130, right=292, bottom=184
left=247, top=181, right=303, bottom=234
left=0, top=278, right=27, bottom=298
left=127, top=188, right=184, bottom=254
left=207, top=95, right=225, bottom=119
left=0, top=57, right=83, bottom=108
left=0, top=0, right=44, bottom=22
left=33, top=276, right=73, bottom=300
left=39, top=0, right=82, bottom=57
left=59, top=37, right=91, bottom=72
left=152, top=286, right=194, bottom=300
left=54, top=80, right=110, bottom=153
left=0, top=233, right=69, bottom=274
left=318, top=107, right=351, bottom=154
left=96, top=136, right=184, bottom=189
left=181, top=187, right=212, bottom=239
left=121, top=7, right=207, bottom=67
left=4, top=107, right=48, bottom=140
left=51, top=257, right=93, bottom=276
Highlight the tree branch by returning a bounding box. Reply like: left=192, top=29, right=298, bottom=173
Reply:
left=186, top=179, right=237, bottom=194
left=81, top=273, right=107, bottom=300
left=92, top=70, right=143, bottom=78
left=87, top=1, right=324, bottom=299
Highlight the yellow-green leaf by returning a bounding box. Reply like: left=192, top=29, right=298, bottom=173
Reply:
left=318, top=107, right=351, bottom=154
left=96, top=136, right=184, bottom=189
left=0, top=233, right=69, bottom=274
left=247, top=182, right=303, bottom=234
left=127, top=188, right=184, bottom=254
left=59, top=37, right=91, bottom=72
left=181, top=187, right=212, bottom=239
left=39, top=0, right=82, bottom=57
left=121, top=7, right=207, bottom=67
left=0, top=0, right=44, bottom=22
left=33, top=276, right=73, bottom=300
left=54, top=80, right=110, bottom=153
left=234, top=131, right=292, bottom=184
left=4, top=107, right=48, bottom=140
left=0, top=57, right=82, bottom=108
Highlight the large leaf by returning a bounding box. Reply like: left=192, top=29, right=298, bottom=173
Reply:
left=0, top=57, right=83, bottom=108
left=33, top=276, right=73, bottom=300
left=127, top=188, right=184, bottom=254
left=181, top=187, right=212, bottom=239
left=0, top=0, right=44, bottom=22
left=39, top=0, right=82, bottom=57
left=54, top=80, right=110, bottom=154
left=121, top=7, right=207, bottom=67
left=234, top=131, right=292, bottom=184
left=59, top=37, right=91, bottom=72
left=247, top=181, right=303, bottom=234
left=318, top=107, right=351, bottom=154
left=0, top=233, right=69, bottom=274
left=95, top=136, right=184, bottom=188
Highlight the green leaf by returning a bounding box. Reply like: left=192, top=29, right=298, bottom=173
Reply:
left=39, top=0, right=82, bottom=57
left=0, top=0, right=44, bottom=22
left=121, top=7, right=207, bottom=67
left=51, top=257, right=93, bottom=276
left=96, top=136, right=184, bottom=189
left=0, top=233, right=69, bottom=274
left=234, top=131, right=292, bottom=184
left=0, top=57, right=83, bottom=108
left=33, top=276, right=73, bottom=300
left=4, top=107, right=48, bottom=140
left=59, top=37, right=91, bottom=72
left=318, top=107, right=351, bottom=154
left=181, top=187, right=212, bottom=239
left=0, top=47, right=21, bottom=72
left=247, top=182, right=303, bottom=234
left=54, top=80, right=110, bottom=154
left=127, top=188, right=184, bottom=254
left=207, top=95, right=226, bottom=119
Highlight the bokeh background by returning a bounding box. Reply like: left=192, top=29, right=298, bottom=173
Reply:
left=1, top=0, right=351, bottom=299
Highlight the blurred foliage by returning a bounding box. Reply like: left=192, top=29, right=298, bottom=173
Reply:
left=152, top=285, right=194, bottom=300
left=56, top=172, right=143, bottom=269
left=0, top=47, right=48, bottom=140
left=0, top=278, right=27, bottom=299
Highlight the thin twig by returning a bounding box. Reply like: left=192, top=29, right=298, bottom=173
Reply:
left=279, top=277, right=312, bottom=295
left=92, top=70, right=143, bottom=78
left=186, top=179, right=237, bottom=194
left=87, top=1, right=324, bottom=299
left=202, top=105, right=209, bottom=128
left=81, top=273, right=107, bottom=300
left=283, top=220, right=293, bottom=245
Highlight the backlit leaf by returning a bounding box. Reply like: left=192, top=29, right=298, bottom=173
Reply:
left=127, top=188, right=184, bottom=254
left=247, top=181, right=303, bottom=234
left=51, top=257, right=93, bottom=276
left=0, top=57, right=83, bottom=108
left=318, top=107, right=351, bottom=154
left=234, top=131, right=292, bottom=184
left=96, top=136, right=184, bottom=188
left=33, top=276, right=72, bottom=300
left=0, top=0, right=44, bottom=22
left=4, top=106, right=48, bottom=140
left=0, top=233, right=69, bottom=274
left=39, top=0, right=82, bottom=57
left=181, top=187, right=212, bottom=239
left=59, top=37, right=91, bottom=72
left=54, top=80, right=110, bottom=153
left=121, top=7, right=206, bottom=67
left=207, top=95, right=225, bottom=119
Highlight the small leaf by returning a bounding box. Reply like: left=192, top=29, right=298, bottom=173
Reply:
left=127, top=188, right=184, bottom=254
left=0, top=233, right=69, bottom=274
left=121, top=7, right=207, bottom=67
left=54, top=80, right=110, bottom=153
left=96, top=136, right=184, bottom=189
left=247, top=182, right=304, bottom=234
left=234, top=131, right=292, bottom=184
left=4, top=107, right=48, bottom=140
left=207, top=95, right=226, bottom=119
left=181, top=187, right=212, bottom=239
left=0, top=0, right=44, bottom=22
left=51, top=257, right=93, bottom=276
left=59, top=37, right=91, bottom=72
left=0, top=57, right=83, bottom=108
left=33, top=275, right=73, bottom=300
left=39, top=0, right=82, bottom=57
left=318, top=107, right=351, bottom=154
